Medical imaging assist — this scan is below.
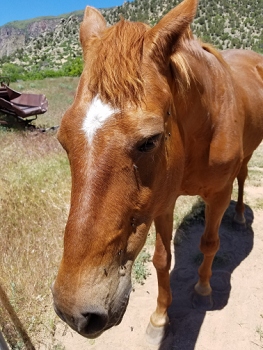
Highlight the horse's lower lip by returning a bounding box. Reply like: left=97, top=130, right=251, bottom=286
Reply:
left=79, top=319, right=120, bottom=339
left=79, top=329, right=104, bottom=339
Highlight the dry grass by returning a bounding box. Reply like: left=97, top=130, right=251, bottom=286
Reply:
left=0, top=78, right=77, bottom=349
left=0, top=133, right=71, bottom=349
left=0, top=133, right=70, bottom=343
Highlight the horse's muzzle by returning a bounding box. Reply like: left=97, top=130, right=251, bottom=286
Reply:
left=53, top=303, right=109, bottom=338
left=51, top=270, right=132, bottom=338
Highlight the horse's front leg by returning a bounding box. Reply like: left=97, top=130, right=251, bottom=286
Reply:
left=146, top=208, right=174, bottom=344
left=194, top=185, right=232, bottom=304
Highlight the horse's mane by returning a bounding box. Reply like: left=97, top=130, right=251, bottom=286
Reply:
left=171, top=27, right=229, bottom=94
left=86, top=19, right=147, bottom=108
left=200, top=41, right=229, bottom=67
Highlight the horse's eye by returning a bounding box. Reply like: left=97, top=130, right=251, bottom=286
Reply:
left=138, top=134, right=161, bottom=153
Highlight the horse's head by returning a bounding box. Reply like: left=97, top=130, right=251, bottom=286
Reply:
left=52, top=0, right=197, bottom=338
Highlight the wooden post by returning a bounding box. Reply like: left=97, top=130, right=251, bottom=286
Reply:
left=0, top=330, right=9, bottom=350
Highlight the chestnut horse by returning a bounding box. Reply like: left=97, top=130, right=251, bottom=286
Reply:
left=52, top=0, right=263, bottom=343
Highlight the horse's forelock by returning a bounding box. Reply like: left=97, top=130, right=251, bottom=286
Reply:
left=85, top=20, right=147, bottom=109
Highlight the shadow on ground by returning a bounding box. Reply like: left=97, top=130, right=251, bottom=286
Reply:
left=159, top=200, right=254, bottom=350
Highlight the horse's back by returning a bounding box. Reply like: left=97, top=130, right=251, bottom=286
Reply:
left=222, top=49, right=263, bottom=156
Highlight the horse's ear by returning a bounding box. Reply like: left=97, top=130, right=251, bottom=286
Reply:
left=80, top=6, right=107, bottom=48
left=144, top=0, right=198, bottom=69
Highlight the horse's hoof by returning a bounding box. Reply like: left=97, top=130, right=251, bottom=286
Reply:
left=192, top=290, right=213, bottom=310
left=145, top=321, right=168, bottom=345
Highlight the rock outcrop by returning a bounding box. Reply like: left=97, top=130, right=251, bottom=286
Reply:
left=0, top=16, right=82, bottom=60
left=0, top=26, right=25, bottom=57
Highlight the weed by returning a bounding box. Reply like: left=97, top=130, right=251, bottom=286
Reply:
left=133, top=249, right=151, bottom=285
left=52, top=344, right=66, bottom=350
left=256, top=325, right=263, bottom=342
left=15, top=84, right=24, bottom=91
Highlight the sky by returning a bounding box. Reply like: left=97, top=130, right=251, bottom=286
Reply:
left=0, top=0, right=126, bottom=26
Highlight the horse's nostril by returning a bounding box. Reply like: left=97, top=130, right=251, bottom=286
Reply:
left=53, top=303, right=109, bottom=337
left=77, top=311, right=108, bottom=335
left=77, top=313, right=90, bottom=333
left=82, top=312, right=91, bottom=324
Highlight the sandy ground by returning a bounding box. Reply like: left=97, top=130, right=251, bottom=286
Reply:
left=54, top=186, right=263, bottom=350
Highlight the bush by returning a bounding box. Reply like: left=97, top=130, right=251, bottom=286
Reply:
left=0, top=56, right=83, bottom=82
left=1, top=63, right=26, bottom=82
left=61, top=56, right=83, bottom=77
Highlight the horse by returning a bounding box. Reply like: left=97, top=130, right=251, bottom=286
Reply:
left=52, top=0, right=263, bottom=343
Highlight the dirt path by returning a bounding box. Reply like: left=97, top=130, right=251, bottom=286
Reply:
left=55, top=188, right=263, bottom=350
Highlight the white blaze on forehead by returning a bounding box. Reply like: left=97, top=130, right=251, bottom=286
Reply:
left=82, top=95, right=119, bottom=143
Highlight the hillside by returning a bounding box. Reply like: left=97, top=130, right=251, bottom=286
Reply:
left=0, top=0, right=262, bottom=80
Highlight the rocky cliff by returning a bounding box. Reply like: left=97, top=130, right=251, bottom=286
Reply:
left=0, top=16, right=81, bottom=58
left=0, top=26, right=25, bottom=57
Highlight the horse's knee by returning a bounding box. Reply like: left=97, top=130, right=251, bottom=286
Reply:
left=153, top=237, right=171, bottom=272
left=152, top=251, right=171, bottom=272
left=199, top=236, right=220, bottom=256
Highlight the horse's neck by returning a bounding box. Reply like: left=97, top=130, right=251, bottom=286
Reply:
left=172, top=43, right=239, bottom=171
left=171, top=42, right=230, bottom=142
left=171, top=51, right=209, bottom=141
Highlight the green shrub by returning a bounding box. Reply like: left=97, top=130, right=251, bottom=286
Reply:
left=61, top=56, right=83, bottom=77
left=1, top=63, right=26, bottom=82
